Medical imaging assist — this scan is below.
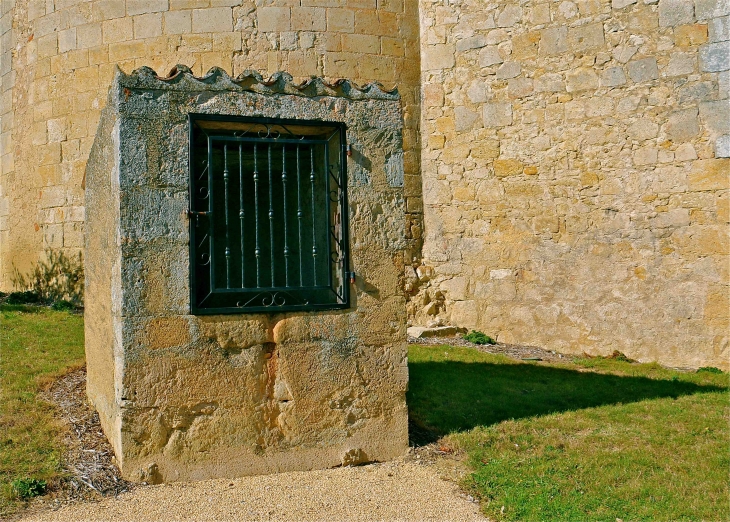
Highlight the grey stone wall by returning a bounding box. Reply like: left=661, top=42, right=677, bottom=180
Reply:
left=85, top=66, right=409, bottom=482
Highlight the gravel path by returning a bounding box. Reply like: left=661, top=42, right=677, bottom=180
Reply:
left=22, top=459, right=485, bottom=521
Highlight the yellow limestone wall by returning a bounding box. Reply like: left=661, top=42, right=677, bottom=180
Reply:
left=415, top=0, right=729, bottom=369
left=0, top=0, right=422, bottom=288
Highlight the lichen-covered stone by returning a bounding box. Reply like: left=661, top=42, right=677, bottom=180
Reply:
left=85, top=66, right=408, bottom=483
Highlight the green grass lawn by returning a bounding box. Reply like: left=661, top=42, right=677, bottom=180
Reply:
left=408, top=344, right=730, bottom=522
left=0, top=305, right=85, bottom=516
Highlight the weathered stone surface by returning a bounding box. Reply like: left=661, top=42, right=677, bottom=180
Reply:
left=540, top=27, right=568, bottom=55
left=479, top=46, right=503, bottom=67
left=85, top=68, right=408, bottom=483
left=601, top=66, right=627, bottom=87
left=716, top=134, right=730, bottom=157
left=666, top=107, right=700, bottom=141
left=628, top=57, right=660, bottom=82
left=658, top=0, right=696, bottom=27
left=483, top=102, right=513, bottom=127
left=407, top=326, right=467, bottom=338
left=700, top=41, right=730, bottom=71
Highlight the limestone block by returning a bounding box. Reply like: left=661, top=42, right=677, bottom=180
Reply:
left=291, top=7, right=326, bottom=32
left=257, top=7, right=291, bottom=32
left=634, top=145, right=658, bottom=165
left=540, top=26, right=568, bottom=55
left=628, top=118, right=660, bottom=140
left=658, top=0, right=695, bottom=27
left=716, top=134, right=730, bottom=157
left=342, top=34, right=380, bottom=54
left=613, top=0, right=638, bottom=8
left=327, top=9, right=354, bottom=33
left=454, top=106, right=479, bottom=132
left=530, top=3, right=551, bottom=24
left=699, top=99, right=730, bottom=133
left=193, top=8, right=233, bottom=32
left=478, top=46, right=503, bottom=67
left=493, top=158, right=523, bottom=177
left=689, top=158, right=730, bottom=190
left=127, top=0, right=168, bottom=16
left=449, top=300, right=478, bottom=328
left=497, top=5, right=522, bottom=28
left=566, top=67, right=599, bottom=92
left=676, top=143, right=699, bottom=161
left=496, top=61, right=521, bottom=79
left=664, top=52, right=696, bottom=76
left=600, top=66, right=627, bottom=87
left=134, top=13, right=163, bottom=39
left=666, top=107, right=700, bottom=141
left=675, top=24, right=709, bottom=46
left=628, top=57, right=660, bottom=82
left=440, top=277, right=468, bottom=300
left=708, top=15, right=730, bottom=42
left=695, top=0, right=730, bottom=20
left=77, top=23, right=102, bottom=48
left=508, top=77, right=534, bottom=98
left=700, top=41, right=730, bottom=71
left=568, top=23, right=605, bottom=52
left=102, top=17, right=133, bottom=44
left=483, top=102, right=513, bottom=127
left=456, top=35, right=487, bottom=52
left=422, top=44, right=456, bottom=70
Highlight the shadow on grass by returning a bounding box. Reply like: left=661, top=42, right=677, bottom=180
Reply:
left=407, top=359, right=725, bottom=446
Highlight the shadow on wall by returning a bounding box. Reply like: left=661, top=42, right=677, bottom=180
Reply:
left=407, top=358, right=725, bottom=446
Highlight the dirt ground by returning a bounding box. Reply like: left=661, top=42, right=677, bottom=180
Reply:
left=19, top=363, right=485, bottom=522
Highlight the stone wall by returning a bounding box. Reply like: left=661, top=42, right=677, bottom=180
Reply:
left=85, top=67, right=409, bottom=482
left=417, top=0, right=729, bottom=369
left=0, top=0, right=421, bottom=290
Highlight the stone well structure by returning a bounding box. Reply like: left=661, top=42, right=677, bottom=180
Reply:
left=85, top=66, right=408, bottom=482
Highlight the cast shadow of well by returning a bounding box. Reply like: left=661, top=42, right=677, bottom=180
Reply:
left=407, top=354, right=725, bottom=446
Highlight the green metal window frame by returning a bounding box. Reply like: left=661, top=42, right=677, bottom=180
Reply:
left=188, top=114, right=351, bottom=314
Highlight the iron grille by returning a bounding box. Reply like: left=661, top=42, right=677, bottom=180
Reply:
left=188, top=114, right=350, bottom=314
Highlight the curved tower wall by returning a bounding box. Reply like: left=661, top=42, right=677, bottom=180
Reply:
left=0, top=0, right=422, bottom=288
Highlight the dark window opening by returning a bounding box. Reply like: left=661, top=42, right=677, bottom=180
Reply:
left=189, top=114, right=350, bottom=314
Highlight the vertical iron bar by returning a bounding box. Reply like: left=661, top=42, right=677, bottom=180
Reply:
left=207, top=136, right=215, bottom=289
left=223, top=144, right=231, bottom=289
left=238, top=143, right=245, bottom=288
left=324, top=140, right=333, bottom=290
left=268, top=144, right=275, bottom=287
left=282, top=145, right=290, bottom=287
left=296, top=145, right=303, bottom=287
left=310, top=145, right=317, bottom=286
left=253, top=143, right=261, bottom=288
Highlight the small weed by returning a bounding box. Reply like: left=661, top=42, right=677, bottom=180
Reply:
left=698, top=366, right=724, bottom=374
left=463, top=331, right=496, bottom=345
left=51, top=300, right=76, bottom=311
left=11, top=478, right=47, bottom=500
left=10, top=249, right=83, bottom=308
left=608, top=350, right=635, bottom=363
left=0, top=291, right=42, bottom=305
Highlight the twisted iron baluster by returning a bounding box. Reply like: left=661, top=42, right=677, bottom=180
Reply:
left=296, top=145, right=303, bottom=287
left=310, top=146, right=317, bottom=286
left=253, top=144, right=261, bottom=288
left=268, top=144, right=275, bottom=287
left=238, top=143, right=245, bottom=288
left=223, top=144, right=231, bottom=288
left=282, top=145, right=290, bottom=287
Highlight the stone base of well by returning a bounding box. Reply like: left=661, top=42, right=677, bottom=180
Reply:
left=84, top=66, right=408, bottom=482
